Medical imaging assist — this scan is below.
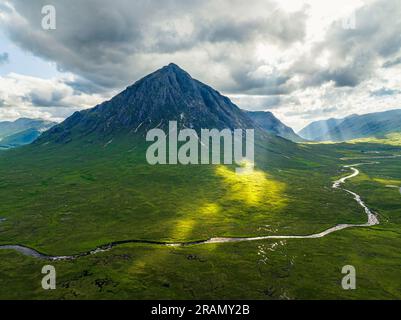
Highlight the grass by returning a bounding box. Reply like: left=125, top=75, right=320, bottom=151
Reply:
left=0, top=134, right=361, bottom=254
left=348, top=132, right=401, bottom=146
left=0, top=132, right=400, bottom=299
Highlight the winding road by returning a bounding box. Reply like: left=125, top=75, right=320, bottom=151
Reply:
left=0, top=161, right=384, bottom=261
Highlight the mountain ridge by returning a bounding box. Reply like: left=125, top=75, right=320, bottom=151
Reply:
left=0, top=118, right=56, bottom=139
left=298, top=109, right=401, bottom=141
left=245, top=111, right=304, bottom=142
left=0, top=118, right=56, bottom=148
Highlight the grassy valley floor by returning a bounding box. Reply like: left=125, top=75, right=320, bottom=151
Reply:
left=0, top=136, right=400, bottom=299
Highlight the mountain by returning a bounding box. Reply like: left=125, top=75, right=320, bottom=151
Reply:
left=298, top=117, right=346, bottom=141
left=38, top=63, right=256, bottom=144
left=0, top=118, right=56, bottom=148
left=245, top=111, right=304, bottom=142
left=298, top=109, right=401, bottom=141
left=0, top=128, right=42, bottom=149
left=0, top=118, right=55, bottom=139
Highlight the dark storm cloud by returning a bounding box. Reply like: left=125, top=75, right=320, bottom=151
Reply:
left=383, top=56, right=401, bottom=68
left=228, top=66, right=293, bottom=95
left=198, top=11, right=306, bottom=45
left=26, top=90, right=67, bottom=108
left=1, top=0, right=401, bottom=115
left=300, top=53, right=376, bottom=88
left=64, top=77, right=111, bottom=95
left=1, top=0, right=306, bottom=93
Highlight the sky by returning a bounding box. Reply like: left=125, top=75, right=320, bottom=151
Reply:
left=0, top=0, right=401, bottom=131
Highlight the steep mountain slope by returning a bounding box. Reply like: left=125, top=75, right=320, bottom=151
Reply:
left=38, top=63, right=256, bottom=144
left=246, top=111, right=305, bottom=142
left=299, top=109, right=401, bottom=141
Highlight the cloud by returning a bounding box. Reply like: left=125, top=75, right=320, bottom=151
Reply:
left=0, top=52, right=9, bottom=65
left=370, top=87, right=401, bottom=97
left=7, top=0, right=397, bottom=95
left=0, top=0, right=401, bottom=129
left=231, top=95, right=282, bottom=111
left=0, top=0, right=307, bottom=93
left=288, top=0, right=401, bottom=89
left=0, top=73, right=106, bottom=121
left=383, top=56, right=401, bottom=68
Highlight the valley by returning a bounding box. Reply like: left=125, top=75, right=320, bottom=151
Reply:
left=0, top=137, right=400, bottom=299
left=0, top=158, right=384, bottom=259
left=1, top=0, right=401, bottom=304
left=0, top=65, right=400, bottom=300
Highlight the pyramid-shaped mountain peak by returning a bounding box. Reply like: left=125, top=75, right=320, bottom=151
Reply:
left=37, top=64, right=255, bottom=144
left=151, top=63, right=190, bottom=77
left=129, top=63, right=194, bottom=92
left=165, top=62, right=185, bottom=71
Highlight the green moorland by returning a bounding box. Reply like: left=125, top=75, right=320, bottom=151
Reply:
left=349, top=132, right=401, bottom=146
left=0, top=133, right=400, bottom=299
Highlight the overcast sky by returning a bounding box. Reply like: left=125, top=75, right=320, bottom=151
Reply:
left=0, top=0, right=401, bottom=131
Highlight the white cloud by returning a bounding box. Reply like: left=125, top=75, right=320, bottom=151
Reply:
left=0, top=73, right=106, bottom=121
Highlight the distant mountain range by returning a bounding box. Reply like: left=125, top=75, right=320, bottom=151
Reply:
left=245, top=111, right=304, bottom=142
left=298, top=109, right=401, bottom=141
left=0, top=118, right=56, bottom=149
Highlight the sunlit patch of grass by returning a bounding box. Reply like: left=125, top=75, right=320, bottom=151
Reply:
left=373, top=178, right=401, bottom=186
left=128, top=245, right=172, bottom=275
left=215, top=165, right=286, bottom=208
left=198, top=203, right=220, bottom=216
left=171, top=218, right=197, bottom=240
left=349, top=132, right=401, bottom=146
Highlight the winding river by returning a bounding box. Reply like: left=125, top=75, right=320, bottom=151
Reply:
left=0, top=161, right=384, bottom=261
